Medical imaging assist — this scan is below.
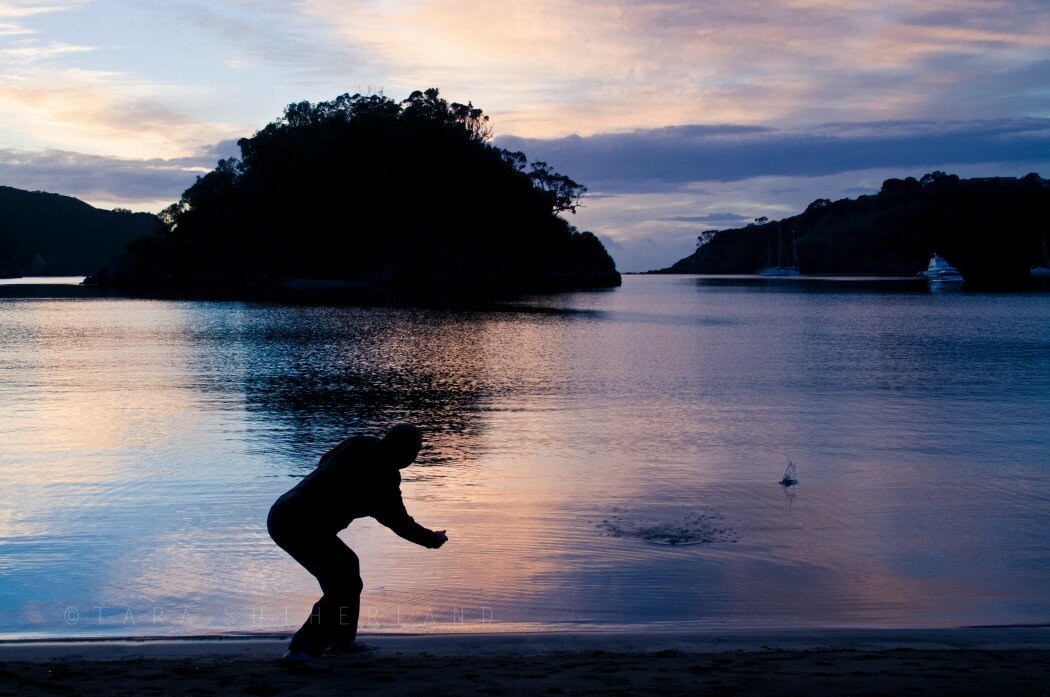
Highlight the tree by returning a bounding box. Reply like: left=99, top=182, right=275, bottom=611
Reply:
left=157, top=202, right=186, bottom=233
left=401, top=88, right=492, bottom=143
left=920, top=171, right=948, bottom=187
left=499, top=149, right=528, bottom=173
left=527, top=161, right=587, bottom=214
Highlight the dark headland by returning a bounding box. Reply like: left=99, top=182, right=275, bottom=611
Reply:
left=655, top=172, right=1050, bottom=288
left=85, top=89, right=620, bottom=301
left=0, top=187, right=157, bottom=279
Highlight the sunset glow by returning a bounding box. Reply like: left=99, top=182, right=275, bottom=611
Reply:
left=1, top=0, right=1048, bottom=269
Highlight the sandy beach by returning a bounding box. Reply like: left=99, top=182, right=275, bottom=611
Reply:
left=1, top=628, right=1047, bottom=695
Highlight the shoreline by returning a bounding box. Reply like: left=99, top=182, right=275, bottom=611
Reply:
left=3, top=626, right=1049, bottom=657
left=2, top=628, right=1048, bottom=695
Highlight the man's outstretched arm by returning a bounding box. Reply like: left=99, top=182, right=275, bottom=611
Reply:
left=372, top=490, right=446, bottom=548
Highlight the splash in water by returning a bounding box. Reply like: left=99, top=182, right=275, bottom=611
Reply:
left=596, top=506, right=737, bottom=546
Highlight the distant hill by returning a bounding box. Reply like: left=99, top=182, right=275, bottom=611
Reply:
left=0, top=186, right=158, bottom=277
left=88, top=88, right=620, bottom=300
left=657, top=172, right=1050, bottom=288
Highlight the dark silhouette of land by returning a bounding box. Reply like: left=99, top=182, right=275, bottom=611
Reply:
left=0, top=186, right=157, bottom=278
left=86, top=89, right=620, bottom=299
left=656, top=172, right=1050, bottom=288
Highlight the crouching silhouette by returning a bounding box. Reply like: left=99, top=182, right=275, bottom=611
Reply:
left=267, top=424, right=447, bottom=666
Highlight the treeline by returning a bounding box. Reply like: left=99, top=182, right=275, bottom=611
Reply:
left=659, top=172, right=1050, bottom=287
left=89, top=88, right=619, bottom=298
left=0, top=186, right=157, bottom=277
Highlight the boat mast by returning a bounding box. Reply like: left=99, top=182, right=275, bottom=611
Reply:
left=777, top=222, right=783, bottom=268
left=792, top=229, right=799, bottom=270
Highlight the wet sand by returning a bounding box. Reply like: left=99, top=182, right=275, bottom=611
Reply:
left=1, top=629, right=1047, bottom=696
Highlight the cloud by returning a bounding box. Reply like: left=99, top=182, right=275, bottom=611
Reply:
left=300, top=0, right=1050, bottom=136
left=496, top=118, right=1050, bottom=193
left=0, top=2, right=246, bottom=159
left=656, top=212, right=749, bottom=224
left=0, top=3, right=94, bottom=69
left=2, top=0, right=1048, bottom=161
left=0, top=139, right=239, bottom=206
left=0, top=2, right=79, bottom=19
left=0, top=71, right=243, bottom=159
left=0, top=1, right=82, bottom=37
left=151, top=1, right=377, bottom=84
left=0, top=21, right=32, bottom=35
left=0, top=40, right=94, bottom=61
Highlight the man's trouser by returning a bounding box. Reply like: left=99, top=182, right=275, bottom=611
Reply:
left=268, top=508, right=362, bottom=656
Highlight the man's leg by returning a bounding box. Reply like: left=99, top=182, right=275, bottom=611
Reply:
left=284, top=536, right=362, bottom=656
left=318, top=543, right=362, bottom=648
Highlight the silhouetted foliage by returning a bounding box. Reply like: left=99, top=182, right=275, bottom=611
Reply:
left=0, top=186, right=158, bottom=277
left=91, top=89, right=619, bottom=298
left=696, top=230, right=716, bottom=248
left=657, top=173, right=1050, bottom=288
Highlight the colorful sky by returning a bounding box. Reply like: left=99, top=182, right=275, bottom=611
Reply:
left=1, top=0, right=1048, bottom=270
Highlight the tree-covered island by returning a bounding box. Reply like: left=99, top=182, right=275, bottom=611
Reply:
left=86, top=89, right=620, bottom=299
left=657, top=172, right=1050, bottom=288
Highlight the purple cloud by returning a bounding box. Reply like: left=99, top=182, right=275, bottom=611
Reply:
left=496, top=118, right=1050, bottom=193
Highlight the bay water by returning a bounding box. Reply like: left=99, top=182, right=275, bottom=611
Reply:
left=1, top=275, right=1047, bottom=637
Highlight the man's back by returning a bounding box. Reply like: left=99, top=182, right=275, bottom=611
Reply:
left=269, top=435, right=442, bottom=547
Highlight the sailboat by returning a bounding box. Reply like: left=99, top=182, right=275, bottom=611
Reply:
left=1031, top=234, right=1050, bottom=277
left=758, top=223, right=800, bottom=276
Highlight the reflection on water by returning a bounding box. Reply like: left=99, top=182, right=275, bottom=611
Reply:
left=692, top=274, right=931, bottom=293
left=0, top=276, right=1048, bottom=638
left=0, top=276, right=85, bottom=286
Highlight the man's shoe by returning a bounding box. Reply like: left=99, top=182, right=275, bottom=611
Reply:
left=327, top=641, right=377, bottom=655
left=278, top=649, right=325, bottom=670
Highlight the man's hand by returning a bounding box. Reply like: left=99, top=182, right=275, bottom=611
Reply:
left=431, top=529, right=448, bottom=548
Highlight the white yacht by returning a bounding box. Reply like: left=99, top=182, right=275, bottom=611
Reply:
left=928, top=269, right=965, bottom=289
left=920, top=253, right=959, bottom=278
left=921, top=253, right=964, bottom=288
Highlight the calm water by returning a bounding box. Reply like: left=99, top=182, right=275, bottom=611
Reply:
left=0, top=276, right=1048, bottom=638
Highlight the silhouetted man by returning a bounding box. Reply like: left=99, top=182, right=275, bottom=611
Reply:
left=267, top=424, right=447, bottom=666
